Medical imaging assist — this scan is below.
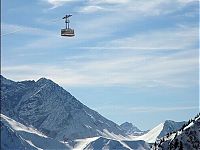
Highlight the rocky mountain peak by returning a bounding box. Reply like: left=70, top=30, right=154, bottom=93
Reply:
left=158, top=120, right=186, bottom=138
left=2, top=76, right=126, bottom=140
left=120, top=122, right=142, bottom=135
left=1, top=75, right=15, bottom=85
left=36, top=77, right=57, bottom=86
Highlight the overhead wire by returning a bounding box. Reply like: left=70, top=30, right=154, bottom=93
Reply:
left=1, top=13, right=76, bottom=37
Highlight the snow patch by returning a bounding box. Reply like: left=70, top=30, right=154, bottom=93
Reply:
left=132, top=123, right=164, bottom=143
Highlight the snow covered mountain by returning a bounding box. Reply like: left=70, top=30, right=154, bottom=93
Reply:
left=152, top=114, right=200, bottom=150
left=1, top=75, right=191, bottom=150
left=1, top=75, right=126, bottom=140
left=120, top=122, right=147, bottom=136
left=131, top=120, right=185, bottom=143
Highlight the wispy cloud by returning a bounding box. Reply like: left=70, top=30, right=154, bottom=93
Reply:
left=44, top=0, right=80, bottom=9
left=43, top=0, right=197, bottom=13
left=79, top=0, right=197, bottom=14
left=78, top=5, right=105, bottom=13
left=94, top=105, right=199, bottom=113
left=12, top=5, right=197, bottom=52
left=2, top=0, right=198, bottom=89
left=2, top=47, right=198, bottom=88
left=88, top=0, right=130, bottom=5
left=89, top=26, right=198, bottom=51
left=44, top=0, right=130, bottom=10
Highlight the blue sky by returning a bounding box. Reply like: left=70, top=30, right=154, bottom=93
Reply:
left=1, top=0, right=199, bottom=130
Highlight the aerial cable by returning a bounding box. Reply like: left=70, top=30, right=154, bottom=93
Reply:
left=1, top=12, right=76, bottom=37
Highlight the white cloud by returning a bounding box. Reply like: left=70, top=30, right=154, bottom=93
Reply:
left=43, top=0, right=197, bottom=13
left=2, top=24, right=198, bottom=87
left=45, top=0, right=130, bottom=8
left=78, top=0, right=197, bottom=14
left=45, top=0, right=78, bottom=9
left=178, top=0, right=198, bottom=3
left=2, top=8, right=197, bottom=88
left=88, top=0, right=130, bottom=5
left=79, top=5, right=105, bottom=13
left=2, top=1, right=197, bottom=89
left=42, top=0, right=196, bottom=13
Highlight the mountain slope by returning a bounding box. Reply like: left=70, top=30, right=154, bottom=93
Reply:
left=1, top=75, right=126, bottom=140
left=1, top=114, right=151, bottom=150
left=1, top=114, right=70, bottom=150
left=57, top=136, right=150, bottom=150
left=153, top=114, right=200, bottom=150
left=1, top=119, right=37, bottom=150
left=132, top=123, right=164, bottom=143
left=81, top=137, right=150, bottom=150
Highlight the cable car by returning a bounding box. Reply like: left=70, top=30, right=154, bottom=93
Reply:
left=61, top=14, right=75, bottom=37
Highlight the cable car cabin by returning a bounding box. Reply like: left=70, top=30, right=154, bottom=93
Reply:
left=61, top=28, right=75, bottom=37
left=61, top=14, right=75, bottom=37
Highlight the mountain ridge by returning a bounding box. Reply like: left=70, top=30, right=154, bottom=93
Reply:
left=130, top=120, right=186, bottom=143
left=152, top=114, right=200, bottom=150
left=1, top=75, right=191, bottom=149
left=1, top=75, right=126, bottom=140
